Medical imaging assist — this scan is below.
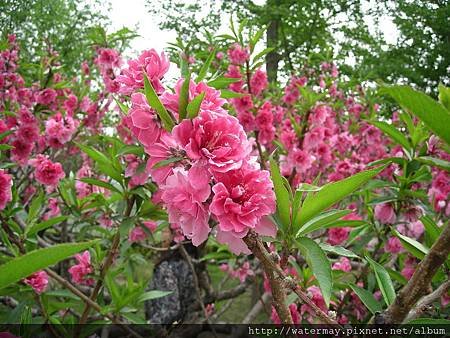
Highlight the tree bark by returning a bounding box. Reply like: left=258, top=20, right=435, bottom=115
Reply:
left=377, top=223, right=450, bottom=324
left=265, top=0, right=280, bottom=83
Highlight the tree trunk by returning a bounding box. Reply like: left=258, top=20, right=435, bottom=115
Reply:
left=265, top=0, right=280, bottom=83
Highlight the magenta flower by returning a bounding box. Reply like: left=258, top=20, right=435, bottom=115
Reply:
left=23, top=271, right=48, bottom=294
left=374, top=203, right=396, bottom=224
left=29, top=155, right=65, bottom=186
left=125, top=93, right=161, bottom=149
left=68, top=251, right=94, bottom=286
left=117, top=49, right=169, bottom=95
left=161, top=167, right=211, bottom=246
left=227, top=43, right=249, bottom=65
left=0, top=170, right=12, bottom=210
left=210, top=164, right=275, bottom=238
left=385, top=236, right=403, bottom=254
left=174, top=110, right=252, bottom=174
left=36, top=88, right=57, bottom=106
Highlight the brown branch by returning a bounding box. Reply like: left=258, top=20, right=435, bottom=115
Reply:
left=77, top=195, right=135, bottom=328
left=243, top=230, right=340, bottom=326
left=379, top=223, right=450, bottom=324
left=404, top=280, right=450, bottom=323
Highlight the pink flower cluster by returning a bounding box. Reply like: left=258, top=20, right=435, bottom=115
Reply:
left=29, top=155, right=65, bottom=187
left=116, top=49, right=276, bottom=254
left=129, top=220, right=158, bottom=243
left=23, top=271, right=48, bottom=294
left=68, top=251, right=94, bottom=286
left=0, top=170, right=12, bottom=210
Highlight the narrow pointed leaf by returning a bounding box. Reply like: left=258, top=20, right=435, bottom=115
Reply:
left=393, top=230, right=429, bottom=260
left=366, top=256, right=396, bottom=306
left=143, top=73, right=175, bottom=131
left=296, top=237, right=332, bottom=307
left=196, top=48, right=215, bottom=82
left=178, top=73, right=191, bottom=120
left=270, top=159, right=291, bottom=232
left=0, top=241, right=98, bottom=290
left=349, top=284, right=382, bottom=314
left=187, top=92, right=205, bottom=119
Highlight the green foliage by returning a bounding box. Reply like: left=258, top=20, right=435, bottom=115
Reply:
left=0, top=241, right=98, bottom=290
left=365, top=256, right=396, bottom=306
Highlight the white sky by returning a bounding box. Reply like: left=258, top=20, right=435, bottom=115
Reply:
left=103, top=0, right=400, bottom=71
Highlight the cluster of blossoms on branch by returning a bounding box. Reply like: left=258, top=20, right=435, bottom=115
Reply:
left=115, top=49, right=277, bottom=254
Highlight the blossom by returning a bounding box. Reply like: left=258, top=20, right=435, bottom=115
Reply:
left=230, top=262, right=255, bottom=283
left=332, top=257, right=352, bottom=272
left=29, top=155, right=65, bottom=186
left=374, top=203, right=396, bottom=224
left=23, top=271, right=48, bottom=294
left=227, top=43, right=249, bottom=65
left=161, top=167, right=211, bottom=246
left=0, top=170, right=12, bottom=210
left=385, top=236, right=403, bottom=254
left=327, top=227, right=350, bottom=245
left=174, top=110, right=252, bottom=174
left=36, top=88, right=57, bottom=105
left=117, top=49, right=169, bottom=95
left=124, top=93, right=161, bottom=148
left=161, top=79, right=226, bottom=115
left=129, top=221, right=158, bottom=243
left=300, top=286, right=327, bottom=320
left=210, top=164, right=276, bottom=238
left=250, top=69, right=268, bottom=96
left=68, top=251, right=94, bottom=286
left=271, top=303, right=301, bottom=324
left=45, top=113, right=78, bottom=147
left=146, top=131, right=185, bottom=185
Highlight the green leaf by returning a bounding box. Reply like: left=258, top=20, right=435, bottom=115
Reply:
left=178, top=73, right=191, bottom=120
left=406, top=318, right=450, bottom=325
left=76, top=143, right=122, bottom=183
left=0, top=241, right=98, bottom=290
left=0, top=130, right=14, bottom=142
left=187, top=92, right=205, bottom=119
left=296, top=166, right=386, bottom=228
left=220, top=89, right=245, bottom=99
left=137, top=290, right=172, bottom=303
left=381, top=85, right=450, bottom=145
left=296, top=237, right=332, bottom=307
left=196, top=48, right=215, bottom=82
left=26, top=216, right=68, bottom=237
left=0, top=144, right=13, bottom=151
left=251, top=47, right=274, bottom=64
left=393, top=230, right=429, bottom=260
left=143, top=73, right=175, bottom=131
left=369, top=120, right=411, bottom=153
left=207, top=76, right=241, bottom=89
left=79, top=178, right=122, bottom=194
left=27, top=189, right=44, bottom=223
left=270, top=158, right=291, bottom=232
left=438, top=84, right=450, bottom=110
left=416, top=156, right=450, bottom=172
left=349, top=284, right=382, bottom=314
left=250, top=26, right=266, bottom=52
left=365, top=255, right=396, bottom=306
left=297, top=209, right=351, bottom=237
left=152, top=157, right=183, bottom=169
left=114, top=97, right=129, bottom=114
left=420, top=215, right=441, bottom=244
left=319, top=243, right=360, bottom=259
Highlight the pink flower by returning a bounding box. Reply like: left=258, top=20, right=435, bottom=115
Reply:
left=117, top=49, right=169, bottom=95
left=68, top=251, right=94, bottom=286
left=288, top=148, right=315, bottom=173
left=332, top=257, right=352, bottom=272
left=271, top=303, right=301, bottom=324
left=255, top=101, right=274, bottom=129
left=161, top=167, right=211, bottom=246
left=327, top=227, right=351, bottom=245
left=146, top=131, right=185, bottom=185
left=210, top=164, right=276, bottom=238
left=374, top=203, right=396, bottom=224
left=96, top=48, right=121, bottom=68
left=174, top=110, right=252, bottom=173
left=63, top=94, right=78, bottom=115
left=36, top=88, right=57, bottom=105
left=43, top=197, right=60, bottom=220
left=161, top=79, right=226, bottom=116
left=0, top=170, right=12, bottom=210
left=29, top=155, right=65, bottom=186
left=124, top=93, right=161, bottom=148
left=128, top=221, right=158, bottom=243
left=300, top=286, right=327, bottom=320
left=45, top=113, right=78, bottom=147
left=23, top=271, right=48, bottom=294
left=227, top=43, right=249, bottom=65
left=230, top=261, right=255, bottom=282
left=250, top=69, right=268, bottom=96
left=16, top=123, right=39, bottom=143
left=385, top=236, right=403, bottom=254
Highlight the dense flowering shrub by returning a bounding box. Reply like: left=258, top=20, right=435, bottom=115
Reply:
left=0, top=21, right=449, bottom=333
